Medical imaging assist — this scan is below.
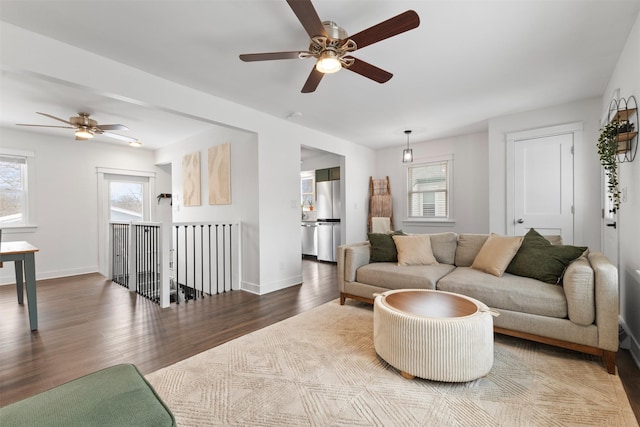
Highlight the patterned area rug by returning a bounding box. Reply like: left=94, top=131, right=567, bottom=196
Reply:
left=146, top=300, right=637, bottom=426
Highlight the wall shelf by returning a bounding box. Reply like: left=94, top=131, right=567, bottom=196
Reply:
left=608, top=96, right=638, bottom=163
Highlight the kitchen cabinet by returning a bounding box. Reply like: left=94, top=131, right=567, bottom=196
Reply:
left=301, top=223, right=317, bottom=256
left=329, top=167, right=340, bottom=180
left=315, top=167, right=340, bottom=182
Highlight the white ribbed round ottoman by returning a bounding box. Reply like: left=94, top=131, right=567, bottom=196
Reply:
left=374, top=289, right=496, bottom=382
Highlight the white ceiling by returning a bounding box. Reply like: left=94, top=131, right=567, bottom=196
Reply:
left=1, top=0, right=639, bottom=151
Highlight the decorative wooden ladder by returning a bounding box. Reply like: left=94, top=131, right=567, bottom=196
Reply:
left=368, top=176, right=394, bottom=232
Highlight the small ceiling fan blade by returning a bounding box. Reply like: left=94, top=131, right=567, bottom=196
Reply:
left=239, top=51, right=306, bottom=62
left=301, top=67, right=324, bottom=93
left=36, top=112, right=75, bottom=126
left=101, top=132, right=138, bottom=143
left=97, top=124, right=129, bottom=131
left=286, top=0, right=327, bottom=38
left=16, top=124, right=74, bottom=129
left=344, top=57, right=393, bottom=83
left=349, top=10, right=420, bottom=50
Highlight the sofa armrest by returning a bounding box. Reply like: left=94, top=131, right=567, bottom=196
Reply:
left=337, top=242, right=370, bottom=292
left=588, top=252, right=619, bottom=352
left=563, top=257, right=595, bottom=326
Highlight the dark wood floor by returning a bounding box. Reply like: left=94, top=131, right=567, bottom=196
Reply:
left=1, top=260, right=638, bottom=424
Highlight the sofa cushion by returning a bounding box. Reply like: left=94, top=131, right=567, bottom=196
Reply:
left=471, top=234, right=523, bottom=277
left=368, top=230, right=404, bottom=263
left=428, top=232, right=458, bottom=265
left=356, top=263, right=455, bottom=291
left=506, top=228, right=587, bottom=284
left=392, top=234, right=439, bottom=266
left=562, top=256, right=595, bottom=325
left=437, top=267, right=567, bottom=319
left=455, top=234, right=489, bottom=267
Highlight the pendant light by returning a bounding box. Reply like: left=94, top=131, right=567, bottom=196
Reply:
left=402, top=130, right=413, bottom=163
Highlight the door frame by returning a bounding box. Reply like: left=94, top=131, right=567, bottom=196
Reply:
left=96, top=167, right=156, bottom=276
left=505, top=122, right=583, bottom=242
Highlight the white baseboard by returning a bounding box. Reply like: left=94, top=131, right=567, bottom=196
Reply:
left=619, top=318, right=640, bottom=369
left=240, top=274, right=303, bottom=295
left=0, top=265, right=100, bottom=285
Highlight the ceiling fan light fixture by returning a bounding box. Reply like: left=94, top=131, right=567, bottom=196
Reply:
left=75, top=128, right=93, bottom=139
left=129, top=140, right=143, bottom=148
left=315, top=51, right=342, bottom=74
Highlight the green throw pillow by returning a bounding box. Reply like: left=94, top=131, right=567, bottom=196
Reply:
left=368, top=230, right=404, bottom=263
left=506, top=228, right=587, bottom=284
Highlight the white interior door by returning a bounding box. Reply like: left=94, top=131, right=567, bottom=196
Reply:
left=509, top=129, right=575, bottom=243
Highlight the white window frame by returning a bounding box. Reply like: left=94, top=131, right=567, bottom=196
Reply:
left=404, top=154, right=454, bottom=225
left=108, top=176, right=150, bottom=222
left=96, top=167, right=156, bottom=276
left=300, top=171, right=315, bottom=211
left=0, top=148, right=37, bottom=232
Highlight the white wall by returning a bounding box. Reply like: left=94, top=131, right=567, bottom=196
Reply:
left=488, top=97, right=603, bottom=250
left=375, top=132, right=490, bottom=235
left=301, top=151, right=341, bottom=172
left=0, top=127, right=167, bottom=284
left=155, top=126, right=261, bottom=291
left=603, top=12, right=640, bottom=365
left=1, top=23, right=376, bottom=294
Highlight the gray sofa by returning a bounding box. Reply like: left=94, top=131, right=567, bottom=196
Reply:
left=337, top=232, right=619, bottom=374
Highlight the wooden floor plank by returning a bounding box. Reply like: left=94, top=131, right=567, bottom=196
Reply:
left=1, top=259, right=638, bottom=424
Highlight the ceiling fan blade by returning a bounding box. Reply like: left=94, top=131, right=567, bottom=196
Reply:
left=239, top=51, right=305, bottom=62
left=100, top=132, right=138, bottom=143
left=301, top=67, right=324, bottom=93
left=97, top=124, right=129, bottom=131
left=348, top=10, right=420, bottom=50
left=344, top=57, right=393, bottom=83
left=36, top=112, right=74, bottom=126
left=16, top=124, right=74, bottom=129
left=286, top=0, right=327, bottom=38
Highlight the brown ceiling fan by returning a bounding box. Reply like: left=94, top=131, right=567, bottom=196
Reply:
left=239, top=0, right=420, bottom=93
left=16, top=112, right=139, bottom=143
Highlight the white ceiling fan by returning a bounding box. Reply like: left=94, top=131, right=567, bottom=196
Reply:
left=17, top=112, right=140, bottom=145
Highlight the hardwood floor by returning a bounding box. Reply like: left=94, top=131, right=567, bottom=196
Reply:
left=1, top=259, right=638, bottom=424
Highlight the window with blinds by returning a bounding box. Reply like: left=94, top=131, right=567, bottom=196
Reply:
left=407, top=160, right=449, bottom=219
left=0, top=155, right=28, bottom=224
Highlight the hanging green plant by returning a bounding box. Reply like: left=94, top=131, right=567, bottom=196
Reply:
left=597, top=121, right=621, bottom=210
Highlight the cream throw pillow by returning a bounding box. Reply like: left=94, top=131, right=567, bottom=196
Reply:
left=471, top=233, right=523, bottom=277
left=392, top=234, right=439, bottom=266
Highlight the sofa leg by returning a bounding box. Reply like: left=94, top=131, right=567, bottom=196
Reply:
left=603, top=350, right=617, bottom=374
left=339, top=293, right=346, bottom=305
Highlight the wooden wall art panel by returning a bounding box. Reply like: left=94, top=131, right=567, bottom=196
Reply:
left=182, top=151, right=201, bottom=206
left=208, top=143, right=231, bottom=205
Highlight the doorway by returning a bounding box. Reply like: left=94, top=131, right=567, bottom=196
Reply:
left=300, top=146, right=345, bottom=263
left=96, top=167, right=156, bottom=276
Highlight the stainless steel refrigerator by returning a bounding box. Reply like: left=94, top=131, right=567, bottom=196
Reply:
left=316, top=180, right=340, bottom=262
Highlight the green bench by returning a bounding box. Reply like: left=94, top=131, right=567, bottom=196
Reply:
left=1, top=364, right=175, bottom=427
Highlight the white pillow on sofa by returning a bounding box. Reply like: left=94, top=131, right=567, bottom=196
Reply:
left=392, top=234, right=439, bottom=266
left=471, top=233, right=523, bottom=277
